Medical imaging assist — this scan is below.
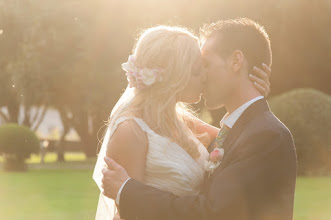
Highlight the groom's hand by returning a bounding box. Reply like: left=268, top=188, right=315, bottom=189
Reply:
left=101, top=156, right=130, bottom=200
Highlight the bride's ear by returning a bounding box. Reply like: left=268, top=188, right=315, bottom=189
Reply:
left=230, top=50, right=244, bottom=73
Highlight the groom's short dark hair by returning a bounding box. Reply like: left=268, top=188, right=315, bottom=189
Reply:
left=200, top=18, right=272, bottom=70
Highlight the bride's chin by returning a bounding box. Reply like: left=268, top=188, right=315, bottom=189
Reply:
left=180, top=94, right=202, bottom=104
left=184, top=100, right=199, bottom=104
left=205, top=101, right=224, bottom=110
left=190, top=95, right=202, bottom=104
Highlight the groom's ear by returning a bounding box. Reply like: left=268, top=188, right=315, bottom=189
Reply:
left=230, top=50, right=244, bottom=73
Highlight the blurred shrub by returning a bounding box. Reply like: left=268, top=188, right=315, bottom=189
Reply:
left=0, top=123, right=40, bottom=171
left=269, top=88, right=331, bottom=176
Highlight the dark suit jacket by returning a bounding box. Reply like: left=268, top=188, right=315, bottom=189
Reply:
left=119, top=99, right=297, bottom=220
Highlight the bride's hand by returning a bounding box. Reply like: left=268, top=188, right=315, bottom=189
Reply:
left=249, top=63, right=271, bottom=98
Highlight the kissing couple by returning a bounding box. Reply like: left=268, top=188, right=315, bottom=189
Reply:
left=93, top=18, right=297, bottom=220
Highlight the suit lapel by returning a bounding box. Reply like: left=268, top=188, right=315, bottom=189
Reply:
left=221, top=99, right=271, bottom=156
left=205, top=99, right=271, bottom=186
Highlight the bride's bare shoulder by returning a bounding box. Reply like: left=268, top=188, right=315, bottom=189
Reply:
left=106, top=118, right=148, bottom=181
left=108, top=118, right=148, bottom=152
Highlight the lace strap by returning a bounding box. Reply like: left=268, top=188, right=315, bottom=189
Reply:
left=131, top=117, right=155, bottom=135
left=108, top=116, right=130, bottom=137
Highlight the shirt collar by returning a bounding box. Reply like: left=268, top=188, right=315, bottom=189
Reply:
left=220, top=96, right=264, bottom=128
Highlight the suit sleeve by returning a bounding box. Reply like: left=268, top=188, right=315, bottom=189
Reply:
left=119, top=130, right=295, bottom=220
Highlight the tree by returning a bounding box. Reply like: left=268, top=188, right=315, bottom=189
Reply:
left=0, top=1, right=49, bottom=130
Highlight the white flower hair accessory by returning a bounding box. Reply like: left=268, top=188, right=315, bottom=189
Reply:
left=122, top=55, right=164, bottom=89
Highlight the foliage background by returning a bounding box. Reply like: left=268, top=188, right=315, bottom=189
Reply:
left=0, top=1, right=330, bottom=157
left=0, top=0, right=330, bottom=219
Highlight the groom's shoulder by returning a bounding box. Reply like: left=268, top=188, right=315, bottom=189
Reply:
left=248, top=110, right=293, bottom=141
left=239, top=112, right=295, bottom=158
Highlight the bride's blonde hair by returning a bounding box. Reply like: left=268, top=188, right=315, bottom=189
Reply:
left=109, top=25, right=202, bottom=158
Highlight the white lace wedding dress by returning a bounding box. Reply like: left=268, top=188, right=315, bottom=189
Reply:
left=93, top=116, right=209, bottom=219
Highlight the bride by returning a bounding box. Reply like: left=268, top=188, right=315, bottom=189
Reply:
left=93, top=25, right=270, bottom=219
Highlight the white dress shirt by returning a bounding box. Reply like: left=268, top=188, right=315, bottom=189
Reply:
left=115, top=178, right=130, bottom=204
left=221, top=96, right=264, bottom=128
left=115, top=96, right=264, bottom=205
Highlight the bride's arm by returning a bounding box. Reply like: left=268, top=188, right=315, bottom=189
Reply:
left=189, top=116, right=219, bottom=147
left=194, top=117, right=219, bottom=139
left=106, top=120, right=148, bottom=219
left=107, top=120, right=148, bottom=181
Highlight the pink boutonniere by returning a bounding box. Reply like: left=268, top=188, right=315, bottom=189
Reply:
left=204, top=148, right=224, bottom=176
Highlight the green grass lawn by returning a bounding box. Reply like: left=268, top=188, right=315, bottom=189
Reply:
left=0, top=153, right=98, bottom=220
left=294, top=177, right=331, bottom=220
left=0, top=154, right=330, bottom=220
left=0, top=169, right=99, bottom=220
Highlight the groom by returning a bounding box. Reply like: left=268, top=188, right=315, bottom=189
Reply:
left=101, top=18, right=297, bottom=220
